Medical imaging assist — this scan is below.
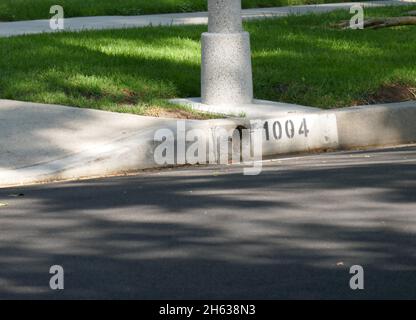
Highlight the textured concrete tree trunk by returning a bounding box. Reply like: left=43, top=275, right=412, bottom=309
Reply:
left=201, top=0, right=254, bottom=106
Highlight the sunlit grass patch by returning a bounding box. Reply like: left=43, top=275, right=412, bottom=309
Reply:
left=0, top=5, right=415, bottom=117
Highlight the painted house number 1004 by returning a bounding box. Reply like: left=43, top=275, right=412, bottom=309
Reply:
left=263, top=118, right=310, bottom=141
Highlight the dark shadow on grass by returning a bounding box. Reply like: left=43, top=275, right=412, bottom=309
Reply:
left=0, top=29, right=202, bottom=170
left=1, top=13, right=415, bottom=110
left=0, top=27, right=204, bottom=111
left=248, top=14, right=416, bottom=107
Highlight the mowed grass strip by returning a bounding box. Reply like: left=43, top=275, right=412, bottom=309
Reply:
left=0, top=5, right=415, bottom=116
left=0, top=0, right=353, bottom=21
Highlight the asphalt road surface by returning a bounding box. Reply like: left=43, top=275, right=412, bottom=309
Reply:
left=1, top=146, right=415, bottom=299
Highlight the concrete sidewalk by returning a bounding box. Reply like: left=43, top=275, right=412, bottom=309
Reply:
left=0, top=1, right=411, bottom=37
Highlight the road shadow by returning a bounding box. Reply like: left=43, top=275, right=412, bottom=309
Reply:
left=0, top=158, right=415, bottom=299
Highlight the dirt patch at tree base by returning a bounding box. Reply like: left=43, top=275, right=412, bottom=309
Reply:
left=356, top=84, right=416, bottom=106
left=144, top=106, right=213, bottom=120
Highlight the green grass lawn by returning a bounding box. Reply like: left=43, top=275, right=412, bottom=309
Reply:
left=0, top=0, right=355, bottom=21
left=0, top=5, right=415, bottom=117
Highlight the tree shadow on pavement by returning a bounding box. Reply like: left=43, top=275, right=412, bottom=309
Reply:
left=0, top=159, right=415, bottom=299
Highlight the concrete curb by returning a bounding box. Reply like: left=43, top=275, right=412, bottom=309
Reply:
left=0, top=99, right=248, bottom=187
left=1, top=99, right=416, bottom=188
left=333, top=101, right=416, bottom=148
left=257, top=101, right=416, bottom=157
left=0, top=119, right=244, bottom=187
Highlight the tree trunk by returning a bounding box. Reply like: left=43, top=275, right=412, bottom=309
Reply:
left=333, top=16, right=416, bottom=30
